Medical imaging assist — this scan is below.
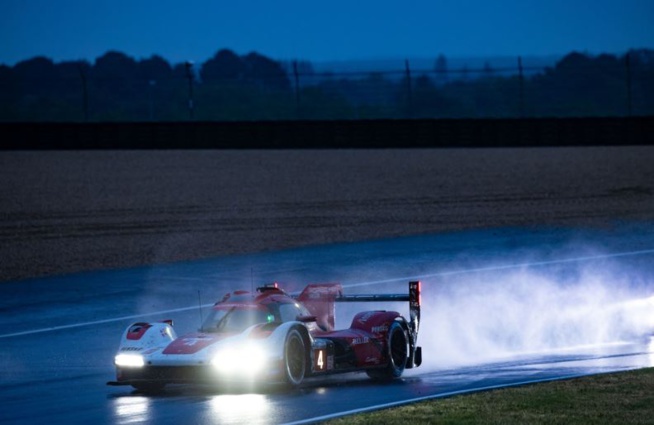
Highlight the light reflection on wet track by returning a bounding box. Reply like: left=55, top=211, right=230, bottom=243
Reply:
left=2, top=225, right=654, bottom=424
left=103, top=342, right=654, bottom=425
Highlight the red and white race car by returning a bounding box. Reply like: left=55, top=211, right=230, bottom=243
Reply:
left=107, top=281, right=421, bottom=391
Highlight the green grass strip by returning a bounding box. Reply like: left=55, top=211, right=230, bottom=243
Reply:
left=327, top=368, right=654, bottom=425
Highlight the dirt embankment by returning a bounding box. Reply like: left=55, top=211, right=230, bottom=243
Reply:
left=1, top=147, right=653, bottom=282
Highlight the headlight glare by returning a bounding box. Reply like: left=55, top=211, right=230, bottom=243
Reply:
left=115, top=353, right=145, bottom=368
left=212, top=344, right=266, bottom=375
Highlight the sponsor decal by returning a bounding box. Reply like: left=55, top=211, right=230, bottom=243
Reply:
left=119, top=346, right=142, bottom=352
left=371, top=325, right=388, bottom=334
left=352, top=336, right=370, bottom=345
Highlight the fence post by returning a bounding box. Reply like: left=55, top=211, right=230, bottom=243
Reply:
left=293, top=60, right=301, bottom=119
left=148, top=80, right=156, bottom=121
left=185, top=61, right=195, bottom=121
left=78, top=64, right=89, bottom=122
left=517, top=56, right=525, bottom=118
left=625, top=52, right=633, bottom=117
left=405, top=59, right=413, bottom=118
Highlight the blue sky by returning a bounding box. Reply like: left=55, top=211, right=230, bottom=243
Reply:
left=2, top=0, right=653, bottom=66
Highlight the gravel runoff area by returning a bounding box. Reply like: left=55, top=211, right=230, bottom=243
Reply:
left=1, top=147, right=653, bottom=282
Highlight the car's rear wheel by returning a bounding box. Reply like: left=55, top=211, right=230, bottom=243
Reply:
left=283, top=329, right=306, bottom=386
left=366, top=321, right=408, bottom=380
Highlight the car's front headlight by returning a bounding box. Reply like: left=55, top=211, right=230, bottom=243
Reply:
left=211, top=344, right=267, bottom=375
left=115, top=353, right=145, bottom=368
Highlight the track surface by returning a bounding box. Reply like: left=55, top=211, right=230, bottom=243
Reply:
left=2, top=224, right=654, bottom=424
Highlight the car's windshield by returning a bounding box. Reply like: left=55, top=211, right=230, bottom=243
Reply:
left=200, top=306, right=274, bottom=333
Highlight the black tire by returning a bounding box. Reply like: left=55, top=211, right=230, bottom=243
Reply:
left=283, top=328, right=306, bottom=386
left=366, top=321, right=408, bottom=380
left=131, top=382, right=166, bottom=393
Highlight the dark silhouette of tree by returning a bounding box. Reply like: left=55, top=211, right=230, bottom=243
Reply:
left=196, top=50, right=292, bottom=119
left=627, top=49, right=654, bottom=114
left=52, top=60, right=91, bottom=120
left=0, top=65, right=13, bottom=82
left=200, top=49, right=245, bottom=82
left=13, top=56, right=56, bottom=81
left=1, top=48, right=653, bottom=121
left=412, top=74, right=458, bottom=118
left=531, top=51, right=627, bottom=116
left=138, top=55, right=173, bottom=81
left=434, top=54, right=448, bottom=84
left=55, top=60, right=91, bottom=99
left=242, top=52, right=290, bottom=91
left=13, top=56, right=56, bottom=97
left=56, top=60, right=91, bottom=80
left=0, top=65, right=13, bottom=80
left=314, top=72, right=397, bottom=118
left=483, top=61, right=494, bottom=77
left=91, top=51, right=141, bottom=120
left=0, top=65, right=17, bottom=119
left=93, top=51, right=138, bottom=81
left=132, top=56, right=175, bottom=121
left=172, top=62, right=190, bottom=78
left=10, top=57, right=60, bottom=120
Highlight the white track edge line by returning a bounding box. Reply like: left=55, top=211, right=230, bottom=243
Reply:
left=0, top=303, right=216, bottom=339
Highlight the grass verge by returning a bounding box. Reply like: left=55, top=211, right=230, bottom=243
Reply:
left=326, top=368, right=654, bottom=425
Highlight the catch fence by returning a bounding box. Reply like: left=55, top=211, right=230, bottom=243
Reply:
left=1, top=53, right=652, bottom=122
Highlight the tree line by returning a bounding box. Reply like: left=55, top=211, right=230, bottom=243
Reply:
left=0, top=48, right=652, bottom=121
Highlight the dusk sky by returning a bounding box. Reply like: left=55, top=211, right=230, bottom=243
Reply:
left=2, top=0, right=654, bottom=66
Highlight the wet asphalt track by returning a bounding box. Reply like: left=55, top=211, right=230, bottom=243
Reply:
left=2, top=224, right=654, bottom=424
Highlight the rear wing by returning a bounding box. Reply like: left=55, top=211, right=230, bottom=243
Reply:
left=336, top=281, right=421, bottom=361
left=297, top=281, right=421, bottom=345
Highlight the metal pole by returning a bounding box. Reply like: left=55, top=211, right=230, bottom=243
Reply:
left=625, top=53, right=633, bottom=117
left=185, top=61, right=195, bottom=120
left=149, top=80, right=156, bottom=121
left=78, top=64, right=89, bottom=122
left=405, top=59, right=413, bottom=118
left=293, top=60, right=300, bottom=119
left=518, top=56, right=525, bottom=118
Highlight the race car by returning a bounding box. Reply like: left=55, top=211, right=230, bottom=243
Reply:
left=107, top=281, right=421, bottom=392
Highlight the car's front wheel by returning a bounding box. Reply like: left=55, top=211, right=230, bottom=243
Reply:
left=283, top=328, right=306, bottom=386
